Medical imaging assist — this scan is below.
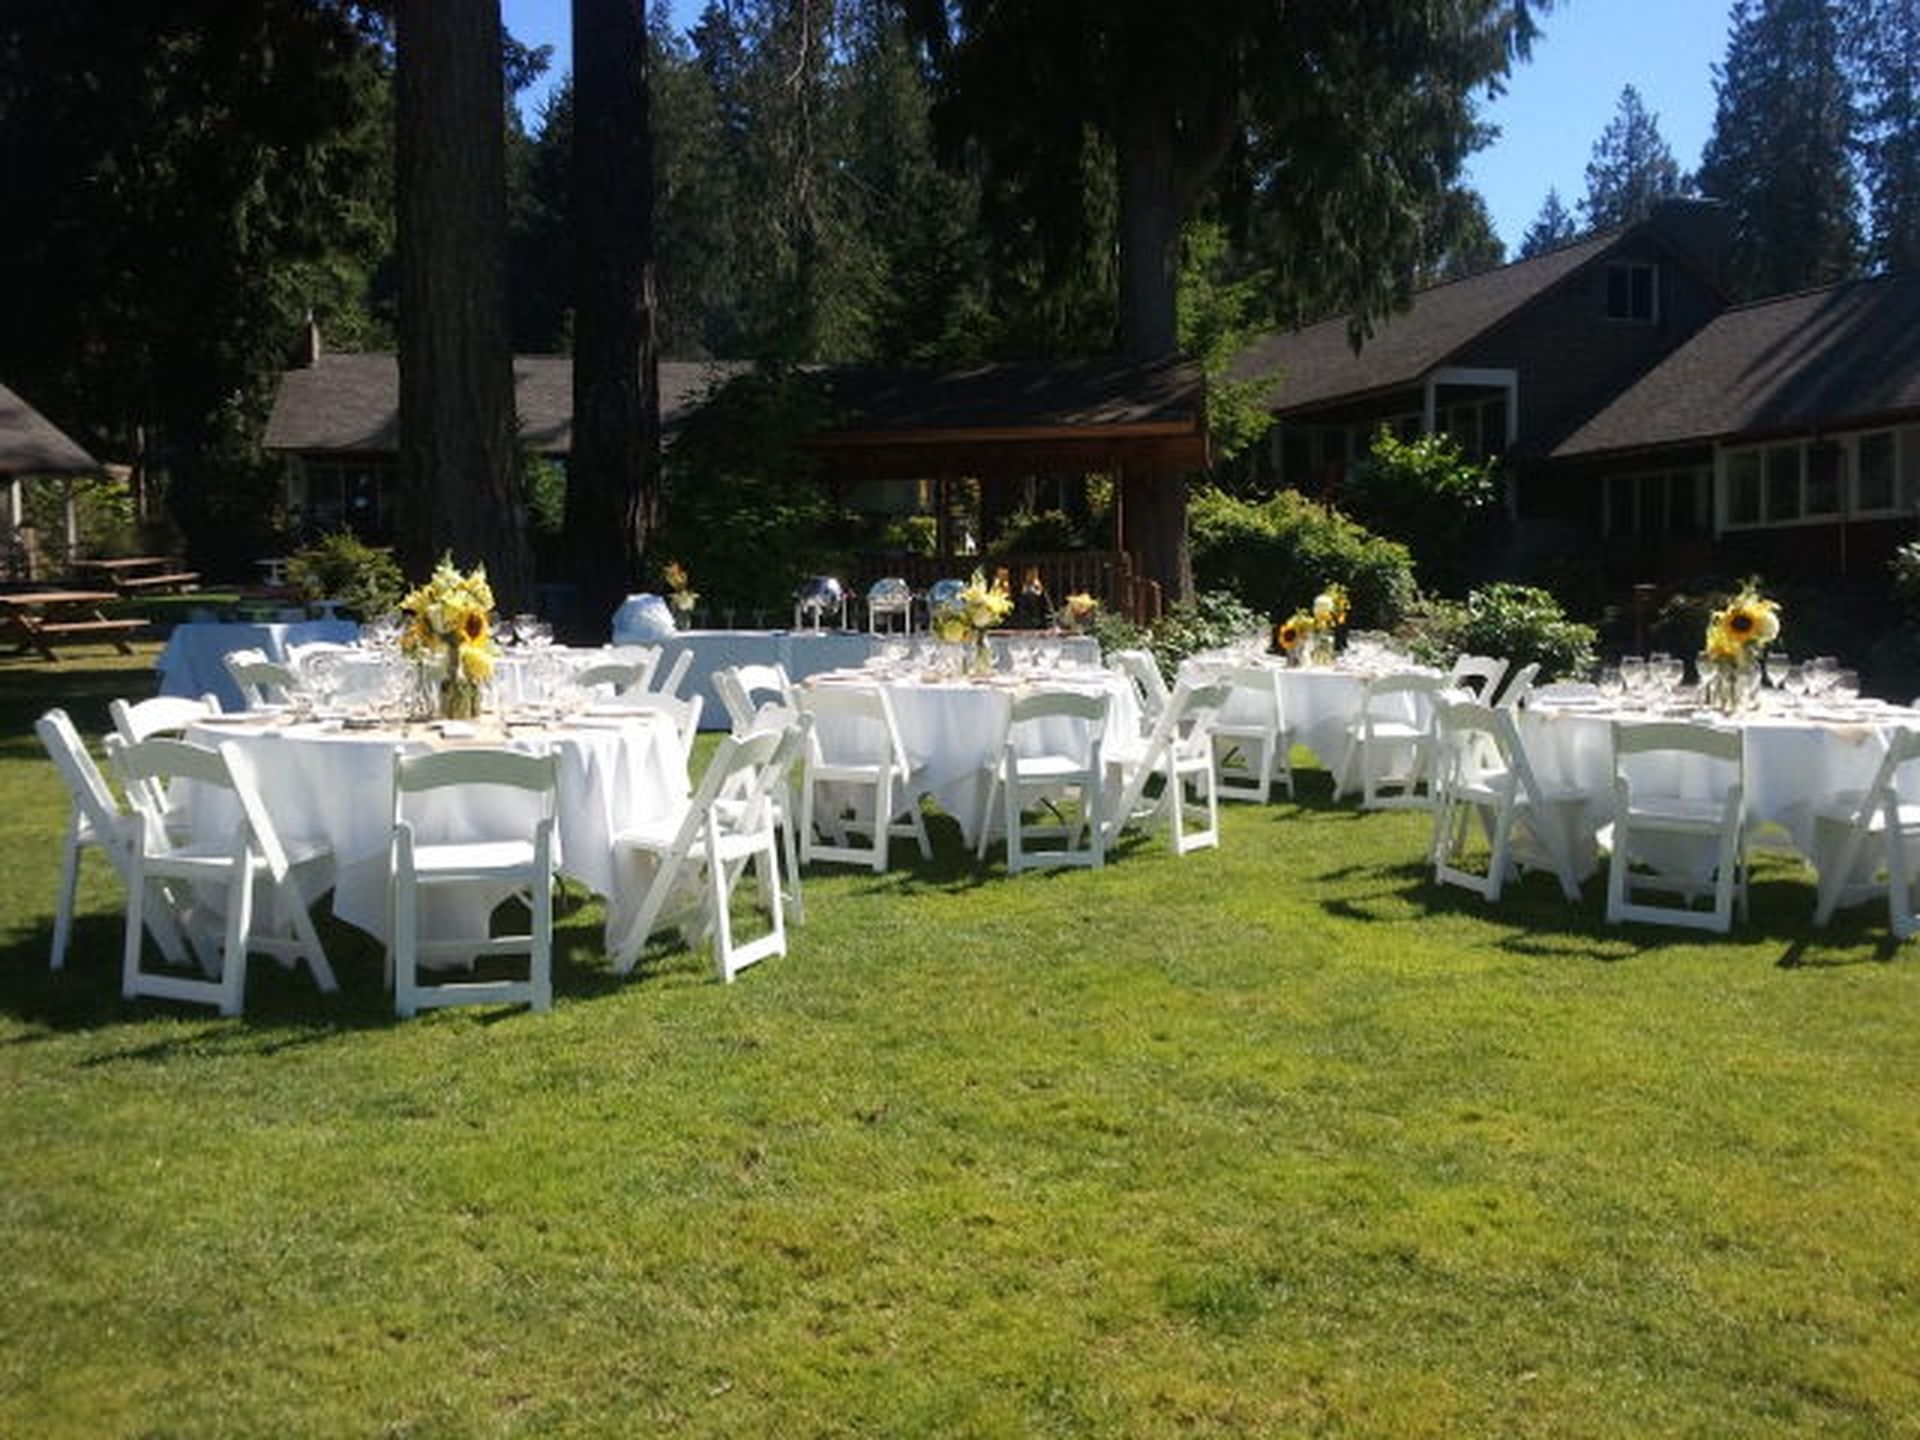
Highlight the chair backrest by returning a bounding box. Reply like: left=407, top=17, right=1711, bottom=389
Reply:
left=1149, top=679, right=1231, bottom=761
left=224, top=648, right=300, bottom=709
left=1836, top=725, right=1920, bottom=827
left=572, top=658, right=651, bottom=697
left=682, top=725, right=788, bottom=849
left=110, top=693, right=221, bottom=746
left=607, top=690, right=703, bottom=750
left=113, top=735, right=294, bottom=881
left=1449, top=654, right=1510, bottom=702
left=796, top=683, right=911, bottom=776
left=714, top=663, right=793, bottom=733
left=1361, top=670, right=1450, bottom=722
left=1496, top=661, right=1540, bottom=710
left=1110, top=649, right=1170, bottom=720
left=1434, top=699, right=1540, bottom=800
left=652, top=647, right=695, bottom=698
left=1611, top=720, right=1743, bottom=806
left=1222, top=665, right=1285, bottom=728
left=1004, top=689, right=1110, bottom=767
left=393, top=746, right=559, bottom=823
left=37, top=708, right=129, bottom=849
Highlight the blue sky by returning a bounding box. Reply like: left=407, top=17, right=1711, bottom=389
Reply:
left=501, top=0, right=1732, bottom=254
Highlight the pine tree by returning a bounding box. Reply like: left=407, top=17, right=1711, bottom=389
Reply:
left=1697, top=0, right=1862, bottom=298
left=1582, top=85, right=1685, bottom=229
left=1518, top=187, right=1579, bottom=257
left=1856, top=0, right=1920, bottom=272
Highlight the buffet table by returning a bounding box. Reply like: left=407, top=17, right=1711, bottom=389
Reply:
left=157, top=619, right=359, bottom=709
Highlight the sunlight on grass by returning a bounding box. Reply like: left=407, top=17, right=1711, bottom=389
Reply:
left=2, top=647, right=1917, bottom=1436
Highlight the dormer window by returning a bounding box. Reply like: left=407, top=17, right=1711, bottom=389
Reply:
left=1606, top=261, right=1658, bottom=322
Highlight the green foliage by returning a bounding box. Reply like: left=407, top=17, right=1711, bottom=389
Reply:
left=877, top=514, right=938, bottom=556
left=987, top=508, right=1086, bottom=555
left=522, top=453, right=567, bottom=537
left=284, top=532, right=403, bottom=619
left=1145, top=589, right=1269, bottom=679
left=22, top=473, right=138, bottom=560
left=1519, top=186, right=1581, bottom=258
left=1179, top=220, right=1275, bottom=461
left=1189, top=486, right=1417, bottom=629
left=1406, top=582, right=1599, bottom=682
left=1340, top=429, right=1504, bottom=598
left=1891, top=539, right=1920, bottom=617
left=1088, top=606, right=1149, bottom=659
left=1582, top=84, right=1687, bottom=229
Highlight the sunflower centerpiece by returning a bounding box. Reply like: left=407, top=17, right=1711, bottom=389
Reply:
left=1699, top=583, right=1780, bottom=714
left=398, top=556, right=500, bottom=720
left=1276, top=582, right=1349, bottom=666
left=931, top=567, right=1013, bottom=675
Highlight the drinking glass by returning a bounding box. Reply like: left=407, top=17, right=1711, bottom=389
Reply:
left=1832, top=668, right=1861, bottom=704
left=1597, top=665, right=1624, bottom=703
left=1619, top=656, right=1647, bottom=702
left=1764, top=651, right=1791, bottom=688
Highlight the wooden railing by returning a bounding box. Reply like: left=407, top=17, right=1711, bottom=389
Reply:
left=851, top=551, right=1162, bottom=625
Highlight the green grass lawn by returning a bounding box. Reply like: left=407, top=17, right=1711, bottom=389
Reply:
left=3, top=643, right=1919, bottom=1437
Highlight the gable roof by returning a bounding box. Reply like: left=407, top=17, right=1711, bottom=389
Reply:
left=1552, top=273, right=1920, bottom=459
left=1227, top=230, right=1620, bottom=413
left=823, top=356, right=1202, bottom=436
left=263, top=353, right=743, bottom=455
left=0, top=382, right=99, bottom=476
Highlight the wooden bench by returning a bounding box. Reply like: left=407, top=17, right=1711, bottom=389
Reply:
left=74, top=556, right=201, bottom=596
left=0, top=590, right=145, bottom=662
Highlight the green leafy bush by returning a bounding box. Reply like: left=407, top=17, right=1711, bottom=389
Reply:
left=1404, top=582, right=1597, bottom=682
left=1189, top=486, right=1416, bottom=628
left=285, top=530, right=403, bottom=618
left=1339, top=429, right=1503, bottom=596
left=988, top=507, right=1085, bottom=555
left=1146, top=590, right=1269, bottom=678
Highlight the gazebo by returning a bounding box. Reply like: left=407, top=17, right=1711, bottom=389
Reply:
left=1, top=382, right=102, bottom=580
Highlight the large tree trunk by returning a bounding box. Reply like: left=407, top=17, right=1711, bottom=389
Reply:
left=394, top=0, right=529, bottom=607
left=1116, top=122, right=1192, bottom=602
left=568, top=0, right=659, bottom=639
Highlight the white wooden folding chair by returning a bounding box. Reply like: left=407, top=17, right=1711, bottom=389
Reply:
left=1494, top=661, right=1540, bottom=711
left=976, top=690, right=1110, bottom=871
left=114, top=736, right=337, bottom=1015
left=713, top=669, right=807, bottom=922
left=224, top=649, right=301, bottom=709
left=1449, top=654, right=1510, bottom=703
left=389, top=747, right=558, bottom=1018
left=607, top=724, right=797, bottom=979
left=1430, top=699, right=1588, bottom=903
left=713, top=662, right=794, bottom=733
left=795, top=684, right=932, bottom=872
left=1104, top=679, right=1231, bottom=855
left=1336, top=672, right=1449, bottom=809
left=572, top=654, right=657, bottom=701
left=1810, top=727, right=1920, bottom=938
left=1109, top=649, right=1170, bottom=736
left=1605, top=721, right=1748, bottom=933
left=109, top=693, right=223, bottom=838
left=651, top=647, right=695, bottom=699
left=602, top=690, right=704, bottom=766
left=1210, top=664, right=1294, bottom=802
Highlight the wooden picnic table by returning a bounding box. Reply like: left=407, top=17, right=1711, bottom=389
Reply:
left=73, top=555, right=200, bottom=595
left=0, top=589, right=144, bottom=661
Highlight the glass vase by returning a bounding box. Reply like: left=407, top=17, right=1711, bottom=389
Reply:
left=1308, top=631, right=1337, bottom=667
left=440, top=674, right=481, bottom=721
left=968, top=631, right=996, bottom=677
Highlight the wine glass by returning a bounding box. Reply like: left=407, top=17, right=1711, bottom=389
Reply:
left=301, top=651, right=343, bottom=716
left=1597, top=665, right=1624, bottom=706
left=1832, top=668, right=1862, bottom=705
left=1619, top=655, right=1647, bottom=704
left=1764, top=651, right=1792, bottom=689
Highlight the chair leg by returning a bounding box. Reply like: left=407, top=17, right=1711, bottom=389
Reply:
left=218, top=864, right=254, bottom=1017
left=122, top=855, right=148, bottom=1001
left=1605, top=823, right=1629, bottom=924
left=51, top=812, right=83, bottom=970
left=393, top=860, right=418, bottom=1018
left=778, top=785, right=804, bottom=924
left=531, top=856, right=553, bottom=1012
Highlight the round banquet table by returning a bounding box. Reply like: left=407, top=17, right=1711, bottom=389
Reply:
left=181, top=711, right=688, bottom=948
left=1518, top=698, right=1920, bottom=860
left=1179, top=654, right=1440, bottom=784
left=801, top=666, right=1140, bottom=846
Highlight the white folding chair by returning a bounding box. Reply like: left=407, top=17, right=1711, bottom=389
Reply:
left=607, top=724, right=798, bottom=979
left=1430, top=700, right=1588, bottom=903
left=1104, top=679, right=1231, bottom=855
left=713, top=670, right=807, bottom=921
left=795, top=685, right=932, bottom=872
left=1605, top=721, right=1748, bottom=933
left=602, top=690, right=704, bottom=766
left=113, top=736, right=337, bottom=1015
left=572, top=656, right=657, bottom=702
left=1336, top=672, right=1449, bottom=809
left=389, top=747, right=557, bottom=1018
left=1495, top=661, right=1540, bottom=711
left=109, top=693, right=223, bottom=837
left=976, top=690, right=1110, bottom=871
left=1449, top=654, right=1510, bottom=703
left=1110, top=649, right=1170, bottom=735
left=713, top=662, right=794, bottom=733
left=224, top=648, right=301, bottom=709
left=651, top=647, right=695, bottom=699
left=1811, top=727, right=1920, bottom=937
left=1210, top=665, right=1294, bottom=802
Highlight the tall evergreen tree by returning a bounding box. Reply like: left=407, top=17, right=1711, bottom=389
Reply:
left=568, top=0, right=660, bottom=632
left=1856, top=0, right=1920, bottom=272
left=1518, top=186, right=1579, bottom=256
left=394, top=0, right=529, bottom=601
left=1697, top=0, right=1861, bottom=299
left=1423, top=186, right=1508, bottom=282
left=1582, top=84, right=1686, bottom=229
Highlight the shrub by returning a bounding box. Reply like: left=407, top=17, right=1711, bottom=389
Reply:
left=1146, top=590, right=1268, bottom=679
left=1189, top=486, right=1416, bottom=628
left=285, top=531, right=403, bottom=619
left=1404, top=582, right=1597, bottom=682
left=988, top=507, right=1085, bottom=555
left=1339, top=429, right=1503, bottom=597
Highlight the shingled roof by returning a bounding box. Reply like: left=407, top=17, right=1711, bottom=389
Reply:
left=1227, top=230, right=1620, bottom=412
left=263, top=354, right=743, bottom=455
left=822, top=355, right=1202, bottom=435
left=1552, top=274, right=1920, bottom=459
left=0, top=382, right=99, bottom=476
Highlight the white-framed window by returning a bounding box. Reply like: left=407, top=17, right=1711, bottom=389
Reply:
left=1605, top=261, right=1658, bottom=322
left=1602, top=467, right=1710, bottom=538
left=1717, top=428, right=1920, bottom=531
left=1437, top=396, right=1509, bottom=461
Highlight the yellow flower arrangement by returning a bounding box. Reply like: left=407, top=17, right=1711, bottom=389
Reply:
left=398, top=555, right=499, bottom=716
left=1700, top=583, right=1780, bottom=712
left=1276, top=609, right=1316, bottom=656
left=1059, top=591, right=1100, bottom=631
left=1313, top=582, right=1351, bottom=628
left=662, top=559, right=698, bottom=614
left=932, top=568, right=1013, bottom=669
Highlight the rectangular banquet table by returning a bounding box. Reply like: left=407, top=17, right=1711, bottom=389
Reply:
left=181, top=711, right=688, bottom=949
left=158, top=619, right=360, bottom=709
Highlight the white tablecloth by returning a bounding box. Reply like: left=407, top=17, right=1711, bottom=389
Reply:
left=182, top=713, right=687, bottom=945
left=1179, top=656, right=1437, bottom=782
left=802, top=669, right=1138, bottom=845
left=157, top=620, right=361, bottom=710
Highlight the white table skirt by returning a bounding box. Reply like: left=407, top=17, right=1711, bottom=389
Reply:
left=803, top=669, right=1138, bottom=845
left=1180, top=656, right=1436, bottom=780
left=182, top=714, right=687, bottom=945
left=158, top=620, right=361, bottom=710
